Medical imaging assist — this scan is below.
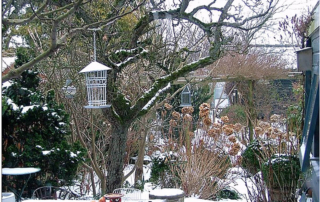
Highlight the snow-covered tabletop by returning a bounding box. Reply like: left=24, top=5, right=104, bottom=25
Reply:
left=2, top=167, right=40, bottom=175
left=149, top=188, right=185, bottom=200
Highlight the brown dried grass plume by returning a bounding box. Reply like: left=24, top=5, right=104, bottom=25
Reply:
left=221, top=116, right=229, bottom=123
left=199, top=111, right=209, bottom=119
left=270, top=114, right=281, bottom=122
left=172, top=111, right=181, bottom=120
left=182, top=106, right=194, bottom=114
left=254, top=127, right=264, bottom=136
left=213, top=123, right=221, bottom=128
left=222, top=125, right=234, bottom=136
left=228, top=136, right=237, bottom=143
left=183, top=114, right=193, bottom=122
left=169, top=119, right=178, bottom=127
left=259, top=121, right=271, bottom=130
left=164, top=103, right=173, bottom=110
left=229, top=144, right=240, bottom=156
left=199, top=103, right=210, bottom=118
left=199, top=103, right=210, bottom=111
left=203, top=117, right=212, bottom=126
left=208, top=129, right=219, bottom=138
left=234, top=123, right=242, bottom=132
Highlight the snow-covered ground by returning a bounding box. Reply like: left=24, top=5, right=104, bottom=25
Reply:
left=121, top=163, right=253, bottom=202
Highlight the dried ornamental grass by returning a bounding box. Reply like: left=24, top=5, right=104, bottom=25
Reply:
left=199, top=111, right=209, bottom=118
left=229, top=143, right=241, bottom=156
left=199, top=103, right=210, bottom=118
left=255, top=127, right=264, bottom=136
left=222, top=125, right=234, bottom=136
left=226, top=124, right=235, bottom=129
left=259, top=121, right=271, bottom=130
left=266, top=127, right=274, bottom=136
left=183, top=114, right=193, bottom=122
left=189, top=131, right=194, bottom=138
left=234, top=123, right=242, bottom=132
left=199, top=103, right=210, bottom=111
left=149, top=134, right=154, bottom=142
left=169, top=119, right=178, bottom=127
left=182, top=106, right=194, bottom=114
left=161, top=110, right=167, bottom=117
left=221, top=116, right=229, bottom=123
left=169, top=145, right=231, bottom=199
left=164, top=103, right=173, bottom=110
left=203, top=117, right=212, bottom=126
left=270, top=114, right=281, bottom=122
left=228, top=136, right=237, bottom=143
left=229, top=146, right=239, bottom=156
left=273, top=128, right=281, bottom=135
left=213, top=123, right=221, bottom=128
left=233, top=143, right=241, bottom=150
left=270, top=134, right=277, bottom=139
left=208, top=129, right=220, bottom=138
left=172, top=111, right=181, bottom=120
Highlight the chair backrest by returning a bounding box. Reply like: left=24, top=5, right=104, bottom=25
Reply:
left=113, top=188, right=141, bottom=200
left=32, top=186, right=78, bottom=200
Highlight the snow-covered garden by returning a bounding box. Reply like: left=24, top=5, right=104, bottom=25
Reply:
left=2, top=0, right=317, bottom=201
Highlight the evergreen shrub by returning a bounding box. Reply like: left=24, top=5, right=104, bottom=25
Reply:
left=241, top=140, right=263, bottom=175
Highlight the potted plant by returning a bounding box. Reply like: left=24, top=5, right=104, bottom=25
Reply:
left=261, top=154, right=301, bottom=201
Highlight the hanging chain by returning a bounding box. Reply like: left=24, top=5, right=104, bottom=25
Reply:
left=88, top=28, right=101, bottom=62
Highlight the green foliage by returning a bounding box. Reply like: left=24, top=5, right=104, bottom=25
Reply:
left=2, top=70, right=85, bottom=198
left=133, top=179, right=145, bottom=191
left=150, top=157, right=169, bottom=184
left=192, top=84, right=213, bottom=122
left=15, top=47, right=35, bottom=68
left=149, top=157, right=175, bottom=188
left=241, top=140, right=263, bottom=175
left=215, top=187, right=242, bottom=200
left=287, top=83, right=303, bottom=136
left=220, top=104, right=247, bottom=125
left=261, top=154, right=301, bottom=188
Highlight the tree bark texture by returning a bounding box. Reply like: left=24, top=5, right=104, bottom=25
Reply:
left=134, top=118, right=148, bottom=186
left=106, top=123, right=129, bottom=193
left=248, top=80, right=255, bottom=141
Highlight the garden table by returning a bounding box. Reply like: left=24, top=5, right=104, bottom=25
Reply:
left=2, top=167, right=40, bottom=202
left=104, top=193, right=124, bottom=202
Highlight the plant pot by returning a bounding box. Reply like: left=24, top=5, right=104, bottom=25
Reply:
left=269, top=187, right=296, bottom=202
left=262, top=154, right=301, bottom=202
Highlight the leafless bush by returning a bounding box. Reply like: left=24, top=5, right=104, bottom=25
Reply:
left=168, top=143, right=231, bottom=199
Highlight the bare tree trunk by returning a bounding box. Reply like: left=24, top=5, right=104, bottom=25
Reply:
left=106, top=123, right=129, bottom=193
left=90, top=168, right=96, bottom=196
left=134, top=117, right=148, bottom=187
left=101, top=175, right=106, bottom=196
left=248, top=80, right=255, bottom=141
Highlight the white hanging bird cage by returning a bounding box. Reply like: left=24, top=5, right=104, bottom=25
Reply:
left=80, top=61, right=112, bottom=108
left=79, top=28, right=112, bottom=108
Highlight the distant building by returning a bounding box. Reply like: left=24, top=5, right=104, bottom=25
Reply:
left=211, top=82, right=230, bottom=117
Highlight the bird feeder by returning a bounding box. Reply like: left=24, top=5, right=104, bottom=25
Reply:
left=61, top=79, right=77, bottom=98
left=180, top=85, right=192, bottom=107
left=79, top=28, right=112, bottom=108
left=79, top=61, right=111, bottom=108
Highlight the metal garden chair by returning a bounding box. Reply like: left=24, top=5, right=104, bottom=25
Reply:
left=32, top=186, right=79, bottom=200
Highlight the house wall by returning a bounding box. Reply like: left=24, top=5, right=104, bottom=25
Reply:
left=309, top=2, right=319, bottom=202
left=299, top=2, right=319, bottom=202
